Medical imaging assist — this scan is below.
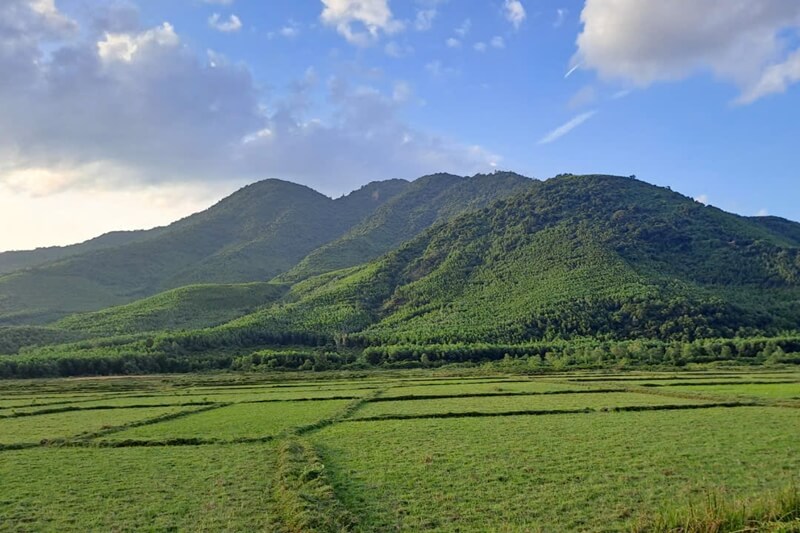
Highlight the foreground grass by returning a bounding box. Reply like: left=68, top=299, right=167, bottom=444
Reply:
left=312, top=407, right=800, bottom=532
left=637, top=485, right=800, bottom=532
left=0, top=371, right=798, bottom=531
left=104, top=400, right=351, bottom=443
left=0, top=406, right=190, bottom=445
left=0, top=444, right=279, bottom=531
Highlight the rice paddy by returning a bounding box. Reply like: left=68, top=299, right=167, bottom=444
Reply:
left=0, top=369, right=798, bottom=531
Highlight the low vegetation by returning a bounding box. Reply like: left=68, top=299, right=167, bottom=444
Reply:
left=0, top=370, right=797, bottom=531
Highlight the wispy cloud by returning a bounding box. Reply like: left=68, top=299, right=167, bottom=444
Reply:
left=564, top=62, right=581, bottom=78
left=208, top=13, right=241, bottom=32
left=503, top=0, right=526, bottom=30
left=538, top=111, right=597, bottom=144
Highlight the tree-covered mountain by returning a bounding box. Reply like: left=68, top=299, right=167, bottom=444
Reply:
left=0, top=178, right=408, bottom=324
left=0, top=173, right=532, bottom=325
left=279, top=172, right=533, bottom=282
left=184, top=174, right=800, bottom=349
left=55, top=282, right=289, bottom=337
left=3, top=173, right=800, bottom=377
left=0, top=229, right=161, bottom=275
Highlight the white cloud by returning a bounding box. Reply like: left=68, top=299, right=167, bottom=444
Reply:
left=425, top=60, right=457, bottom=78
left=503, top=0, right=526, bottom=30
left=567, top=85, right=596, bottom=109
left=538, top=111, right=597, bottom=144
left=392, top=81, right=412, bottom=103
left=208, top=13, right=242, bottom=32
left=414, top=9, right=436, bottom=31
left=473, top=42, right=487, bottom=53
left=554, top=8, right=568, bottom=28
left=695, top=194, right=709, bottom=205
left=320, top=0, right=403, bottom=46
left=0, top=0, right=499, bottom=245
left=738, top=49, right=800, bottom=103
left=490, top=36, right=505, bottom=49
left=757, top=208, right=770, bottom=216
left=384, top=41, right=413, bottom=58
left=454, top=18, right=471, bottom=37
left=97, top=22, right=179, bottom=62
left=445, top=37, right=460, bottom=48
left=575, top=0, right=800, bottom=103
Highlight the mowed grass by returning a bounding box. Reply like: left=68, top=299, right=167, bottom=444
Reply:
left=107, top=400, right=350, bottom=442
left=380, top=380, right=582, bottom=398
left=312, top=407, right=800, bottom=532
left=355, top=391, right=715, bottom=419
left=0, top=406, right=190, bottom=445
left=0, top=444, right=278, bottom=531
left=664, top=382, right=800, bottom=400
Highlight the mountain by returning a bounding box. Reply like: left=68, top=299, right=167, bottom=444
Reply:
left=4, top=173, right=800, bottom=377
left=0, top=173, right=532, bottom=326
left=195, top=174, right=800, bottom=348
left=0, top=178, right=408, bottom=324
left=279, top=172, right=534, bottom=282
left=0, top=229, right=160, bottom=275
left=55, top=282, right=289, bottom=337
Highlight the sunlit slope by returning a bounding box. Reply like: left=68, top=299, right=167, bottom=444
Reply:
left=0, top=179, right=407, bottom=323
left=56, top=282, right=289, bottom=336
left=280, top=172, right=534, bottom=282
left=214, top=174, right=800, bottom=345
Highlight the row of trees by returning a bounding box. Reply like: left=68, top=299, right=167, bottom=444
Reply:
left=2, top=335, right=798, bottom=378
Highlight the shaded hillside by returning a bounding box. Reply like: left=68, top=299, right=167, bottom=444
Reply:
left=0, top=230, right=160, bottom=275
left=56, top=282, right=289, bottom=337
left=280, top=172, right=534, bottom=282
left=0, top=179, right=408, bottom=324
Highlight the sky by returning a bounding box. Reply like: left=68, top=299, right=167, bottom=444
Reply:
left=1, top=0, right=799, bottom=252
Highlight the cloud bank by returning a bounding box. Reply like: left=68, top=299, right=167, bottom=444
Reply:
left=574, top=0, right=800, bottom=103
left=0, top=0, right=499, bottom=199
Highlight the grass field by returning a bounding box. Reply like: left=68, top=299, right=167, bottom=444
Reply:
left=0, top=369, right=798, bottom=531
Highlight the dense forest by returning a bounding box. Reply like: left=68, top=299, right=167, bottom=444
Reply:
left=1, top=173, right=799, bottom=378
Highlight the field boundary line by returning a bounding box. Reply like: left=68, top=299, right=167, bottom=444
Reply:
left=372, top=388, right=626, bottom=402
left=272, top=436, right=357, bottom=532
left=0, top=401, right=219, bottom=419
left=641, top=380, right=799, bottom=388
left=347, top=402, right=757, bottom=422
left=71, top=402, right=231, bottom=443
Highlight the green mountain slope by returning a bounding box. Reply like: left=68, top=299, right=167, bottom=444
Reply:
left=0, top=229, right=160, bottom=275
left=280, top=172, right=533, bottom=282
left=0, top=179, right=408, bottom=324
left=55, top=282, right=289, bottom=336
left=204, top=174, right=800, bottom=347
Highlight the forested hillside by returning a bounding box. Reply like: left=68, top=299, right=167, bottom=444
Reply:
left=279, top=172, right=533, bottom=281
left=0, top=173, right=532, bottom=326
left=0, top=229, right=159, bottom=275
left=0, top=179, right=408, bottom=324
left=194, top=175, right=800, bottom=349
left=55, top=282, right=289, bottom=337
left=2, top=174, right=800, bottom=377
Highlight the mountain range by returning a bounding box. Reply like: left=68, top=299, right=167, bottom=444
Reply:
left=1, top=172, right=799, bottom=374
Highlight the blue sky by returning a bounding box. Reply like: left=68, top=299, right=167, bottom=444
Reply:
left=1, top=0, right=799, bottom=251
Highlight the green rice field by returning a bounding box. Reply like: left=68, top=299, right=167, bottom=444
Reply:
left=0, top=369, right=798, bottom=531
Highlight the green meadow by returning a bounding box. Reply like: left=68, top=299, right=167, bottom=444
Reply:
left=0, top=370, right=798, bottom=531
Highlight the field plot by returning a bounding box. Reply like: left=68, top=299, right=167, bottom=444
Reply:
left=664, top=382, right=800, bottom=401
left=313, top=407, right=800, bottom=531
left=380, top=380, right=584, bottom=398
left=355, top=391, right=717, bottom=420
left=107, top=399, right=350, bottom=442
left=0, top=444, right=278, bottom=531
left=0, top=406, right=191, bottom=445
left=0, top=371, right=798, bottom=532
